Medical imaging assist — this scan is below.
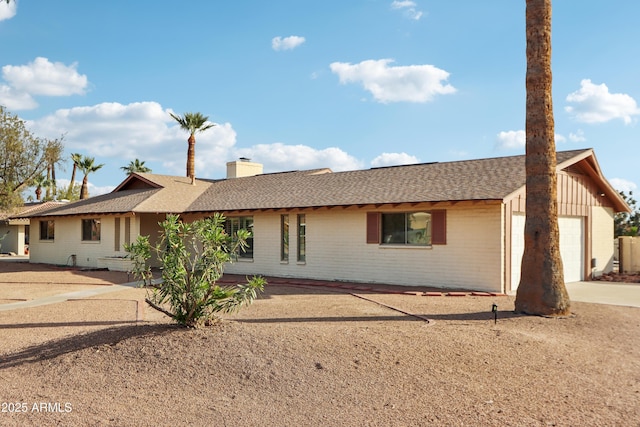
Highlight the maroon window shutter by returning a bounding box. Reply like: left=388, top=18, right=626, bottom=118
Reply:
left=366, top=212, right=380, bottom=244
left=431, top=210, right=446, bottom=245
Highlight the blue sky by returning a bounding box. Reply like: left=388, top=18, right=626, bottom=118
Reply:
left=1, top=1, right=639, bottom=198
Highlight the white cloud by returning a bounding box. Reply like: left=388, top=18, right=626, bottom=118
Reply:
left=26, top=101, right=367, bottom=183
left=53, top=178, right=114, bottom=198
left=29, top=101, right=175, bottom=157
left=272, top=36, right=306, bottom=51
left=610, top=178, right=637, bottom=193
left=497, top=130, right=569, bottom=149
left=496, top=130, right=525, bottom=149
left=371, top=152, right=419, bottom=167
left=330, top=59, right=455, bottom=103
left=3, top=57, right=88, bottom=96
left=28, top=101, right=240, bottom=180
left=569, top=129, right=586, bottom=143
left=0, top=57, right=89, bottom=110
left=235, top=142, right=363, bottom=172
left=86, top=182, right=115, bottom=197
left=0, top=0, right=17, bottom=21
left=0, top=84, right=37, bottom=110
left=167, top=122, right=238, bottom=177
left=391, top=1, right=423, bottom=20
left=565, top=79, right=640, bottom=124
left=391, top=0, right=416, bottom=8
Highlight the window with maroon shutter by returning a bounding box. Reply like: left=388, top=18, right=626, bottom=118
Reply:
left=367, top=210, right=447, bottom=246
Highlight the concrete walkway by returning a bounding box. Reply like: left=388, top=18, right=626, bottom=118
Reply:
left=0, top=281, right=142, bottom=312
left=1, top=279, right=639, bottom=312
left=565, top=281, right=640, bottom=308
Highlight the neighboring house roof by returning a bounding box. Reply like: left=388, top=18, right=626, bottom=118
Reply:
left=24, top=175, right=212, bottom=218
left=3, top=201, right=69, bottom=224
left=23, top=148, right=630, bottom=218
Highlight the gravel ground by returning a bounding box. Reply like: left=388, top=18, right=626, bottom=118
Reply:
left=0, top=260, right=639, bottom=426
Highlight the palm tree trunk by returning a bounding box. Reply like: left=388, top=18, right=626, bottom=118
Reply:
left=515, top=0, right=570, bottom=316
left=67, top=164, right=77, bottom=198
left=187, top=134, right=196, bottom=184
left=80, top=176, right=89, bottom=200
left=51, top=163, right=57, bottom=199
left=46, top=165, right=52, bottom=199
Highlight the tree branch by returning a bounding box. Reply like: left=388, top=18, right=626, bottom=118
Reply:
left=144, top=298, right=177, bottom=320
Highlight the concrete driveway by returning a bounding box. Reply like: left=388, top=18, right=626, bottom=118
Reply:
left=565, top=281, right=640, bottom=308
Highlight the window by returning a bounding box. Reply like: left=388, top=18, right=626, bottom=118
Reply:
left=114, top=218, right=121, bottom=251
left=281, top=214, right=289, bottom=262
left=82, top=218, right=101, bottom=241
left=124, top=217, right=131, bottom=246
left=297, top=214, right=306, bottom=262
left=39, top=220, right=55, bottom=240
left=382, top=212, right=431, bottom=245
left=225, top=216, right=254, bottom=259
left=367, top=210, right=447, bottom=246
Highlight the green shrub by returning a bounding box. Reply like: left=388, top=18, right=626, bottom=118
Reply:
left=126, top=213, right=265, bottom=327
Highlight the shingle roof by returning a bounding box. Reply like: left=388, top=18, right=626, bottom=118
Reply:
left=3, top=201, right=68, bottom=222
left=24, top=174, right=212, bottom=218
left=185, top=149, right=591, bottom=212
left=124, top=174, right=212, bottom=212
left=24, top=148, right=605, bottom=218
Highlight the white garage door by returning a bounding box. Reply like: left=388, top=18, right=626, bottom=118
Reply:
left=558, top=217, right=584, bottom=283
left=511, top=214, right=584, bottom=291
left=511, top=214, right=526, bottom=290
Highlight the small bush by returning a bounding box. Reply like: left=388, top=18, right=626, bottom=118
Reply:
left=126, top=213, right=265, bottom=327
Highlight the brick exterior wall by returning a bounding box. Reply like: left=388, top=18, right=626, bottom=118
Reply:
left=29, top=215, right=137, bottom=267
left=224, top=204, right=504, bottom=293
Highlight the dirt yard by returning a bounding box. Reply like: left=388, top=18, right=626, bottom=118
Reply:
left=0, top=260, right=639, bottom=426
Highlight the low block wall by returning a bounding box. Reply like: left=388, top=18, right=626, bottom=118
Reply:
left=97, top=257, right=134, bottom=272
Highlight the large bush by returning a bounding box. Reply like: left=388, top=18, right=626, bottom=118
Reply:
left=615, top=191, right=640, bottom=237
left=126, top=213, right=265, bottom=327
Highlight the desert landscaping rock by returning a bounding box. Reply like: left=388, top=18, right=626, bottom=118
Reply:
left=0, top=262, right=639, bottom=426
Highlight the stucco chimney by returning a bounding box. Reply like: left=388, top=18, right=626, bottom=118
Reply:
left=226, top=158, right=263, bottom=179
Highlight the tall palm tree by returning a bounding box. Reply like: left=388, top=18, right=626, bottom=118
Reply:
left=44, top=139, right=64, bottom=200
left=45, top=164, right=53, bottom=200
left=66, top=152, right=82, bottom=199
left=170, top=112, right=215, bottom=184
left=121, top=159, right=152, bottom=175
left=78, top=156, right=104, bottom=200
left=31, top=174, right=50, bottom=202
left=515, top=0, right=570, bottom=316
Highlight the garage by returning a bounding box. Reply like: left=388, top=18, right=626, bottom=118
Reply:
left=511, top=214, right=584, bottom=291
left=558, top=217, right=585, bottom=282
